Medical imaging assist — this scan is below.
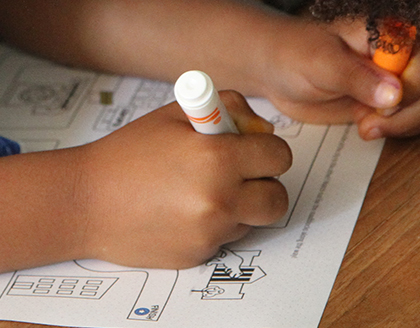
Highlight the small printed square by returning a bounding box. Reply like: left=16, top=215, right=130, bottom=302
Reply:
left=100, top=91, right=113, bottom=105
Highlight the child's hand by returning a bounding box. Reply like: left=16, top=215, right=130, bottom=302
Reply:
left=0, top=0, right=402, bottom=131
left=353, top=55, right=420, bottom=139
left=81, top=91, right=292, bottom=269
left=255, top=15, right=403, bottom=125
left=350, top=47, right=420, bottom=139
left=329, top=19, right=420, bottom=139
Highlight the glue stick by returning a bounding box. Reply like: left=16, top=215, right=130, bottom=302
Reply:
left=174, top=70, right=239, bottom=134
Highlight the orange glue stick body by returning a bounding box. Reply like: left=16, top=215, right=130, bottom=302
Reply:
left=372, top=18, right=416, bottom=114
left=373, top=19, right=417, bottom=75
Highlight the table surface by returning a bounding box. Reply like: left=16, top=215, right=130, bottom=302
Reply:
left=1, top=136, right=420, bottom=328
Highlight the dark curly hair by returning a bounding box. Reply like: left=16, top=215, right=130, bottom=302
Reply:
left=310, top=0, right=420, bottom=50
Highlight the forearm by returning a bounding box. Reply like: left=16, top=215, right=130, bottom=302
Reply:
left=0, top=0, right=288, bottom=95
left=0, top=148, right=89, bottom=272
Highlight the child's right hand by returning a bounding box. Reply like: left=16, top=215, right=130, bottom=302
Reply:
left=80, top=90, right=292, bottom=269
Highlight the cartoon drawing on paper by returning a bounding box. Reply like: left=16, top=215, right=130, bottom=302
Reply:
left=2, top=249, right=265, bottom=322
left=0, top=54, right=94, bottom=130
left=94, top=79, right=174, bottom=132
left=2, top=260, right=179, bottom=323
left=192, top=249, right=266, bottom=300
left=7, top=275, right=118, bottom=299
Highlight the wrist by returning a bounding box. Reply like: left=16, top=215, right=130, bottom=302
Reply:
left=0, top=146, right=92, bottom=272
left=226, top=6, right=299, bottom=98
left=39, top=146, right=94, bottom=263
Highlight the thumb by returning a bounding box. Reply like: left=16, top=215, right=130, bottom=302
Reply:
left=324, top=49, right=403, bottom=109
left=219, top=90, right=274, bottom=134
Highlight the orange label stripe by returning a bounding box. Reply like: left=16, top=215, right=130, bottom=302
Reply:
left=187, top=107, right=221, bottom=124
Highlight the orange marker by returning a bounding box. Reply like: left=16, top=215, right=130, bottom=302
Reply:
left=372, top=19, right=416, bottom=114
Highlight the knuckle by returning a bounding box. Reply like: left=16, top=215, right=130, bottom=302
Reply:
left=192, top=138, right=232, bottom=173
left=200, top=137, right=230, bottom=159
left=188, top=231, right=222, bottom=262
left=191, top=190, right=235, bottom=227
left=346, top=61, right=371, bottom=85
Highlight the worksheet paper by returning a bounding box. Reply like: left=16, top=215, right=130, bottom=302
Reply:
left=0, top=45, right=384, bottom=328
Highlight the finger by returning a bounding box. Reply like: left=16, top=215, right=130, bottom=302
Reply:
left=339, top=57, right=402, bottom=109
left=401, top=51, right=420, bottom=107
left=357, top=101, right=420, bottom=140
left=311, top=41, right=403, bottom=109
left=236, top=178, right=289, bottom=226
left=353, top=105, right=374, bottom=125
left=219, top=90, right=274, bottom=134
left=234, top=133, right=292, bottom=179
left=269, top=95, right=359, bottom=125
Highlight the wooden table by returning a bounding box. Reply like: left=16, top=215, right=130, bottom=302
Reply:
left=2, top=136, right=420, bottom=328
left=319, top=136, right=420, bottom=327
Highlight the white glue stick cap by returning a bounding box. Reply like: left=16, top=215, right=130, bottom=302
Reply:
left=174, top=70, right=214, bottom=109
left=174, top=70, right=238, bottom=134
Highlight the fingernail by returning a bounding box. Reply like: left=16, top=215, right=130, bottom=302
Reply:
left=375, top=82, right=401, bottom=108
left=365, top=127, right=382, bottom=140
left=376, top=106, right=401, bottom=117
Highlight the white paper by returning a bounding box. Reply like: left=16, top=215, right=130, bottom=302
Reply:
left=0, top=46, right=384, bottom=328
